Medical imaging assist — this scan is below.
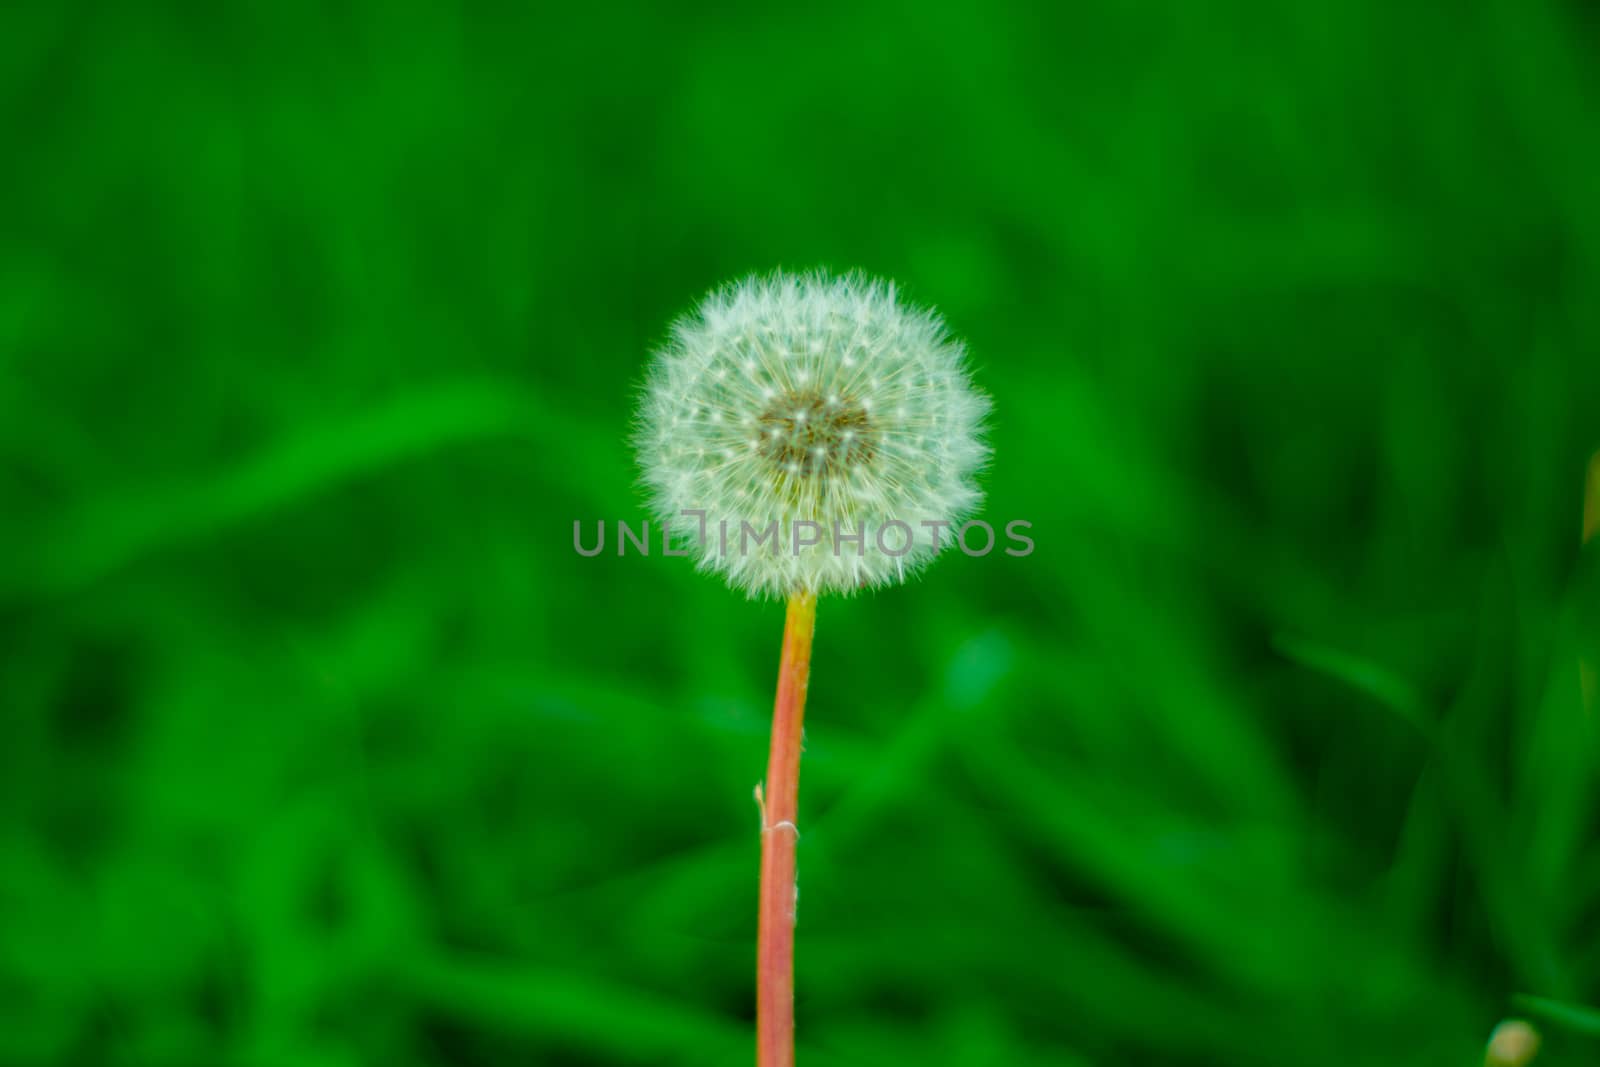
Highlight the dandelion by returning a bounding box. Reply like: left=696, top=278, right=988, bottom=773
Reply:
left=635, top=271, right=989, bottom=1067
left=637, top=271, right=989, bottom=597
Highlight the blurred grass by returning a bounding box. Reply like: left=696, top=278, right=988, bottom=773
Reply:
left=2, top=1, right=1599, bottom=1065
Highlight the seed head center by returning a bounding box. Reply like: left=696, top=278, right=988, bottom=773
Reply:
left=757, top=390, right=876, bottom=478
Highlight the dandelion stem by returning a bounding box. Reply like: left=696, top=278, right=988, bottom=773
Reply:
left=757, top=590, right=816, bottom=1067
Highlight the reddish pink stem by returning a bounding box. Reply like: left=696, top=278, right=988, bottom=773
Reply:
left=757, top=591, right=816, bottom=1067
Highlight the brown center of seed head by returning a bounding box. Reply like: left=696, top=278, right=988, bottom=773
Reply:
left=757, top=390, right=877, bottom=479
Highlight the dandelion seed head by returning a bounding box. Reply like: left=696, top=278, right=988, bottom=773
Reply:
left=636, top=270, right=990, bottom=597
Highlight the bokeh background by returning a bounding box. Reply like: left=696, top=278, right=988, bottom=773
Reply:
left=4, top=2, right=1599, bottom=1065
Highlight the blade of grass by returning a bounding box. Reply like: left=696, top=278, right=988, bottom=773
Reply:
left=1510, top=994, right=1600, bottom=1038
left=396, top=952, right=747, bottom=1060
left=9, top=380, right=577, bottom=599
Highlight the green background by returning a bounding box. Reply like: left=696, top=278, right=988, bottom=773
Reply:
left=4, top=3, right=1599, bottom=1065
